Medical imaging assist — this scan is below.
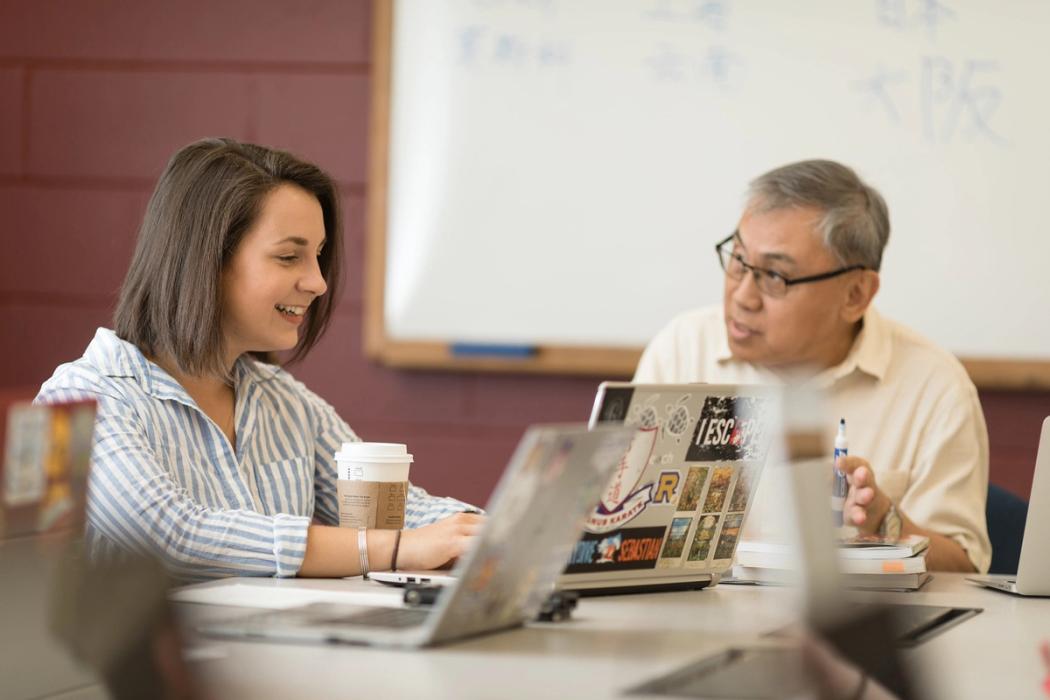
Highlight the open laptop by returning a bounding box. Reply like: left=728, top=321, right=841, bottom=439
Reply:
left=1, top=398, right=96, bottom=539
left=968, top=416, right=1050, bottom=596
left=558, top=382, right=775, bottom=594
left=198, top=423, right=633, bottom=648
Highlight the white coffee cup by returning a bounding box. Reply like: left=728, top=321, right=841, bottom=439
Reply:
left=334, top=442, right=413, bottom=482
left=334, top=443, right=413, bottom=530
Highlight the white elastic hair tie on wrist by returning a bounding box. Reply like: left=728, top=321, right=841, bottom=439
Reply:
left=358, top=528, right=370, bottom=576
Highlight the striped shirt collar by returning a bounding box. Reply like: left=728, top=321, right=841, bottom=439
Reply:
left=83, top=328, right=282, bottom=401
left=713, top=308, right=891, bottom=385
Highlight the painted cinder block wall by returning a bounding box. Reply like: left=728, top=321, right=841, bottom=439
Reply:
left=0, top=0, right=1044, bottom=507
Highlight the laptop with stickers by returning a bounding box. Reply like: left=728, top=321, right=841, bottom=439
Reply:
left=559, top=382, right=774, bottom=595
left=1, top=398, right=96, bottom=540
left=198, top=424, right=634, bottom=648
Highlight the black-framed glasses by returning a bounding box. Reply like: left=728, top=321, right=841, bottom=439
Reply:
left=715, top=232, right=866, bottom=298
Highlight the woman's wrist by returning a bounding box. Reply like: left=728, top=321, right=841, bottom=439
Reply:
left=391, top=529, right=403, bottom=571
left=364, top=528, right=397, bottom=574
left=393, top=528, right=422, bottom=571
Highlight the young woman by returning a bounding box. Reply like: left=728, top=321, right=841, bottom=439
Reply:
left=36, top=138, right=482, bottom=581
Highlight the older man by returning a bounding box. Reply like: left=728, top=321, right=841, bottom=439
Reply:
left=634, top=160, right=989, bottom=573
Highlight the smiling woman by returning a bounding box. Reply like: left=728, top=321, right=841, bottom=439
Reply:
left=34, top=138, right=483, bottom=582
left=114, top=139, right=342, bottom=378
left=220, top=184, right=330, bottom=371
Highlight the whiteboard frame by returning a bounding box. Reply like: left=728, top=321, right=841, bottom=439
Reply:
left=363, top=0, right=1050, bottom=389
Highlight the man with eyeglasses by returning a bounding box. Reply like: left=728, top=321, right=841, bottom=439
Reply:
left=634, top=160, right=989, bottom=573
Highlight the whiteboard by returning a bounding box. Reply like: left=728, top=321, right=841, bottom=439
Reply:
left=378, top=0, right=1050, bottom=364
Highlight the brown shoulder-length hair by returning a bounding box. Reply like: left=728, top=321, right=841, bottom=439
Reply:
left=114, top=138, right=342, bottom=376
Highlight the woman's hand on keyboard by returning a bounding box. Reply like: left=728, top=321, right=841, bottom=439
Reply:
left=398, top=512, right=486, bottom=570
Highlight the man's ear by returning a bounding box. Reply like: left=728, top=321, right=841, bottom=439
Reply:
left=841, top=270, right=879, bottom=323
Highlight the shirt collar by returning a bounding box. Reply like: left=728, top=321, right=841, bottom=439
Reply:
left=83, top=328, right=148, bottom=381
left=236, top=355, right=283, bottom=385
left=815, top=307, right=891, bottom=386
left=711, top=307, right=891, bottom=385
left=83, top=328, right=282, bottom=401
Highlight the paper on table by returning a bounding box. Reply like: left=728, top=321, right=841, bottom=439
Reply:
left=170, top=578, right=404, bottom=610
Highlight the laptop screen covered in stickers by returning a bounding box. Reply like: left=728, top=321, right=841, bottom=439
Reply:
left=1, top=399, right=96, bottom=540
left=559, top=383, right=774, bottom=594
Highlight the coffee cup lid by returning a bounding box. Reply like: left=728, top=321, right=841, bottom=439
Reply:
left=335, top=442, right=414, bottom=464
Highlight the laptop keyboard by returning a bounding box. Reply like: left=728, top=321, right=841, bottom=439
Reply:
left=318, top=606, right=430, bottom=629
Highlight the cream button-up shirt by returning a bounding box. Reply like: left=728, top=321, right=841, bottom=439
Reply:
left=634, top=305, right=991, bottom=573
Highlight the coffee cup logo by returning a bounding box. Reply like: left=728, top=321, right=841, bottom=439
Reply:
left=334, top=443, right=411, bottom=531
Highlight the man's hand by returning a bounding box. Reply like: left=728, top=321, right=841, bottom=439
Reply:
left=835, top=456, right=977, bottom=572
left=397, top=512, right=485, bottom=570
left=837, top=455, right=891, bottom=534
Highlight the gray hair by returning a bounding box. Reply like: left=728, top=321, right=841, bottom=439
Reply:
left=746, top=160, right=890, bottom=271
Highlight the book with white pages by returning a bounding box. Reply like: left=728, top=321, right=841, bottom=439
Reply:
left=731, top=564, right=931, bottom=592
left=736, top=534, right=928, bottom=562
left=837, top=533, right=929, bottom=559
left=735, top=546, right=927, bottom=575
left=732, top=539, right=931, bottom=591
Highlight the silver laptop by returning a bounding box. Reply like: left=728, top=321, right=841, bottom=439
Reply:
left=199, top=423, right=633, bottom=648
left=558, top=382, right=775, bottom=594
left=968, top=416, right=1050, bottom=596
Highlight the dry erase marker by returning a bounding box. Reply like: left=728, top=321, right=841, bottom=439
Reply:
left=832, top=418, right=848, bottom=527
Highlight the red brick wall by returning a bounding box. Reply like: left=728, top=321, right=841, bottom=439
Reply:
left=1, top=1, right=1045, bottom=508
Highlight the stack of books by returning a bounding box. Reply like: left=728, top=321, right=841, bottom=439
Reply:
left=731, top=534, right=931, bottom=591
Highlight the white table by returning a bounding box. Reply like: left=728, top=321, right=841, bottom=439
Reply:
left=176, top=574, right=1050, bottom=699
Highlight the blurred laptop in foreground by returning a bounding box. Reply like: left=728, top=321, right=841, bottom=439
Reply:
left=198, top=424, right=633, bottom=648
left=1, top=398, right=95, bottom=539
left=1, top=397, right=203, bottom=700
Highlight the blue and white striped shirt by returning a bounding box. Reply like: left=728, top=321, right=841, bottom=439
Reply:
left=36, top=328, right=475, bottom=581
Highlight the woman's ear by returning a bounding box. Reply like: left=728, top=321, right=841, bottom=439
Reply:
left=841, top=270, right=880, bottom=323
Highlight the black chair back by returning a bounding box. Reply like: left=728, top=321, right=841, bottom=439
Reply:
left=986, top=483, right=1029, bottom=575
